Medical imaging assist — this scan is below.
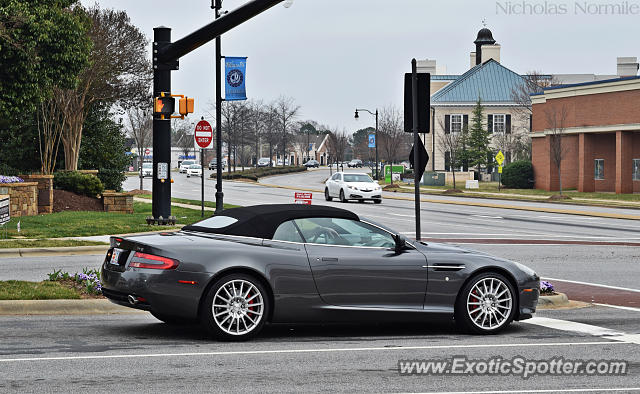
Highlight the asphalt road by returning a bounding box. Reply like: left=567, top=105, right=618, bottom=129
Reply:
left=0, top=306, right=638, bottom=393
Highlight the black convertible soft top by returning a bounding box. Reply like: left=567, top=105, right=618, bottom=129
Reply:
left=182, top=204, right=359, bottom=239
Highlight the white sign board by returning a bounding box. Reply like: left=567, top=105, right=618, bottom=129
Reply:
left=465, top=180, right=479, bottom=189
left=157, top=162, right=168, bottom=180
left=0, top=195, right=9, bottom=226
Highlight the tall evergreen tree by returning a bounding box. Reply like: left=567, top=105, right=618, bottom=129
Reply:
left=467, top=97, right=492, bottom=171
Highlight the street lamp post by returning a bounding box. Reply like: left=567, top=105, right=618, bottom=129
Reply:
left=354, top=108, right=379, bottom=180
left=212, top=0, right=224, bottom=214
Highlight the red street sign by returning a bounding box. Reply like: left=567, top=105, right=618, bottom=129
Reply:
left=194, top=120, right=213, bottom=149
left=294, top=192, right=312, bottom=205
left=144, top=148, right=150, bottom=155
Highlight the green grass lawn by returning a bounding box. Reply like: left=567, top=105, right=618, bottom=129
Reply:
left=137, top=194, right=239, bottom=210
left=0, top=239, right=108, bottom=249
left=3, top=202, right=211, bottom=239
left=0, top=280, right=81, bottom=300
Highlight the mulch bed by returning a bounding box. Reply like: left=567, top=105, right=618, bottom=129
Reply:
left=549, top=194, right=572, bottom=200
left=53, top=189, right=103, bottom=213
left=442, top=189, right=463, bottom=194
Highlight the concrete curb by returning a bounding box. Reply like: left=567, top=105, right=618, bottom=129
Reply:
left=0, top=299, right=145, bottom=315
left=0, top=245, right=110, bottom=258
left=537, top=292, right=570, bottom=308
left=257, top=182, right=640, bottom=220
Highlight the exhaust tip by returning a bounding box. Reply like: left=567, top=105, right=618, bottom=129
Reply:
left=128, top=295, right=138, bottom=305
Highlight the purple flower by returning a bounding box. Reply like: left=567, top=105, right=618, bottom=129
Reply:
left=0, top=175, right=24, bottom=184
left=540, top=280, right=554, bottom=293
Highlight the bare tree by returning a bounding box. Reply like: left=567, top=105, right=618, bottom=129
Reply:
left=37, top=94, right=71, bottom=174
left=247, top=100, right=265, bottom=167
left=126, top=105, right=152, bottom=190
left=262, top=104, right=279, bottom=167
left=437, top=118, right=466, bottom=190
left=545, top=105, right=569, bottom=195
left=273, top=96, right=300, bottom=166
left=58, top=5, right=151, bottom=170
left=326, top=128, right=349, bottom=170
left=378, top=105, right=407, bottom=185
left=172, top=118, right=194, bottom=161
left=510, top=71, right=559, bottom=161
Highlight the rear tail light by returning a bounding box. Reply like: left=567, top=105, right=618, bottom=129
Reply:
left=129, top=252, right=179, bottom=270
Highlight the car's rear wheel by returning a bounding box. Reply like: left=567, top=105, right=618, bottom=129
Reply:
left=339, top=189, right=347, bottom=203
left=455, top=272, right=516, bottom=334
left=201, top=274, right=269, bottom=341
left=324, top=188, right=333, bottom=201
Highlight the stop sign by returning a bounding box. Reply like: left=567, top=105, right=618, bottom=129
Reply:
left=194, top=120, right=213, bottom=149
left=144, top=148, right=150, bottom=155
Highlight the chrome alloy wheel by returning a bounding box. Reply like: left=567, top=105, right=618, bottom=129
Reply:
left=466, top=277, right=513, bottom=330
left=212, top=279, right=264, bottom=336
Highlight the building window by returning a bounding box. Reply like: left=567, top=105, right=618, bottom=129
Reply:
left=633, top=159, right=640, bottom=181
left=493, top=114, right=506, bottom=133
left=451, top=114, right=463, bottom=133
left=594, top=159, right=605, bottom=180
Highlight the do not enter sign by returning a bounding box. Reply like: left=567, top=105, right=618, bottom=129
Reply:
left=194, top=120, right=213, bottom=149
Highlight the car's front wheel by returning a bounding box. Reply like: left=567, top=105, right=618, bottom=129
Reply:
left=339, top=189, right=347, bottom=203
left=201, top=274, right=269, bottom=341
left=455, top=272, right=516, bottom=334
left=324, top=188, right=333, bottom=201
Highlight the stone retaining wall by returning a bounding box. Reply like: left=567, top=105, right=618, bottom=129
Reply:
left=19, top=174, right=54, bottom=214
left=0, top=182, right=39, bottom=217
left=103, top=192, right=133, bottom=214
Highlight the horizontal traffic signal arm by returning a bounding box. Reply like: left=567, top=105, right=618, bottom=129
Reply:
left=156, top=0, right=284, bottom=64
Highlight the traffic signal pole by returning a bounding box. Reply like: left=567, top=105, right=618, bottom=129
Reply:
left=152, top=27, right=173, bottom=222
left=151, top=0, right=284, bottom=222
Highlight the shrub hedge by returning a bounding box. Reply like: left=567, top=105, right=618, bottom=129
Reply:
left=210, top=166, right=307, bottom=181
left=501, top=160, right=534, bottom=189
left=54, top=171, right=105, bottom=197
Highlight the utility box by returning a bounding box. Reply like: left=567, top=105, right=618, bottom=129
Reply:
left=421, top=171, right=445, bottom=186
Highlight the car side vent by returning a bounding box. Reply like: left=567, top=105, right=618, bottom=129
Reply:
left=423, top=264, right=466, bottom=271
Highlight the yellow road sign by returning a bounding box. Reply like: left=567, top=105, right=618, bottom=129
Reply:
left=498, top=166, right=503, bottom=173
left=495, top=151, right=505, bottom=165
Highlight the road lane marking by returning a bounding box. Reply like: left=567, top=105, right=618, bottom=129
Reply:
left=525, top=317, right=640, bottom=344
left=543, top=277, right=640, bottom=293
left=594, top=303, right=640, bottom=312
left=415, top=388, right=640, bottom=394
left=0, top=341, right=623, bottom=363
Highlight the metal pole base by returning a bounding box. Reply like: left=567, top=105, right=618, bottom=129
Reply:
left=215, top=191, right=224, bottom=214
left=146, top=216, right=177, bottom=226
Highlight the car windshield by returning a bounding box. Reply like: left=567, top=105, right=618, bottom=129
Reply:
left=142, top=163, right=152, bottom=168
left=343, top=174, right=373, bottom=183
left=182, top=161, right=194, bottom=166
left=190, top=165, right=201, bottom=169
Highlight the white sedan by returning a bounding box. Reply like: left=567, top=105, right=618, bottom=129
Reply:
left=186, top=164, right=203, bottom=178
left=324, top=172, right=382, bottom=204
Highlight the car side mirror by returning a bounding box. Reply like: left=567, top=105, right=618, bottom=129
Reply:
left=393, top=234, right=406, bottom=254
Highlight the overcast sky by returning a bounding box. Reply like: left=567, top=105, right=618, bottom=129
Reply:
left=81, top=0, right=639, bottom=133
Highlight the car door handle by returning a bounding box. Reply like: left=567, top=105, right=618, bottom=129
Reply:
left=321, top=257, right=339, bottom=262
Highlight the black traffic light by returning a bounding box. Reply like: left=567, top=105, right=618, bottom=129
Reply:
left=404, top=73, right=430, bottom=133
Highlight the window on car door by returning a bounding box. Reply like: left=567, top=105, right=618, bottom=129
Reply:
left=294, top=218, right=395, bottom=248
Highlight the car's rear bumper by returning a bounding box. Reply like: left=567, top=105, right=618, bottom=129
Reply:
left=101, top=257, right=210, bottom=319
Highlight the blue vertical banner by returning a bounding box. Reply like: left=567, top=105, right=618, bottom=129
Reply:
left=225, top=57, right=247, bottom=101
left=368, top=134, right=376, bottom=148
